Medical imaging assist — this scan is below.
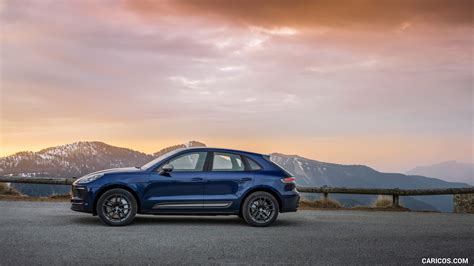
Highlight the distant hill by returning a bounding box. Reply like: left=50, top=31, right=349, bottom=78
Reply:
left=0, top=141, right=207, bottom=178
left=271, top=154, right=468, bottom=189
left=0, top=141, right=469, bottom=212
left=0, top=142, right=152, bottom=179
left=407, top=161, right=473, bottom=185
left=152, top=141, right=206, bottom=157
left=270, top=153, right=470, bottom=212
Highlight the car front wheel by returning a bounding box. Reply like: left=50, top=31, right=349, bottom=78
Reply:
left=96, top=188, right=137, bottom=226
left=242, top=191, right=279, bottom=227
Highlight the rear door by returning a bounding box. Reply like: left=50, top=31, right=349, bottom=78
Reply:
left=203, top=152, right=254, bottom=210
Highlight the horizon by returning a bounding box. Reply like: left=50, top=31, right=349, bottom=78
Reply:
left=1, top=0, right=473, bottom=173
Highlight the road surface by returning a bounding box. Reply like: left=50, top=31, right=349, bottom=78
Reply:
left=0, top=201, right=472, bottom=265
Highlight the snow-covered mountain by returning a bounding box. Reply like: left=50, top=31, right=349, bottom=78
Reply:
left=407, top=161, right=474, bottom=185
left=0, top=141, right=205, bottom=196
left=271, top=153, right=468, bottom=189
left=0, top=141, right=207, bottom=179
left=271, top=153, right=470, bottom=212
left=152, top=141, right=206, bottom=157
left=0, top=141, right=152, bottom=178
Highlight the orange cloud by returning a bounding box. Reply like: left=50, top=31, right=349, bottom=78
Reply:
left=126, top=0, right=472, bottom=29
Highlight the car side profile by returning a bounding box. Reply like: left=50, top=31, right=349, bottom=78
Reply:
left=71, top=147, right=300, bottom=227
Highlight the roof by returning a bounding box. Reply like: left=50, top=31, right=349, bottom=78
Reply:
left=183, top=147, right=265, bottom=156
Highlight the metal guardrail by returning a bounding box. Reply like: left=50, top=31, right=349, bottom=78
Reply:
left=297, top=186, right=474, bottom=206
left=1, top=176, right=473, bottom=207
left=0, top=176, right=74, bottom=185
left=296, top=186, right=474, bottom=195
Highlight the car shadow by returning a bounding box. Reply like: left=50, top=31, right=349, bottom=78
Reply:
left=72, top=215, right=296, bottom=227
left=134, top=215, right=246, bottom=225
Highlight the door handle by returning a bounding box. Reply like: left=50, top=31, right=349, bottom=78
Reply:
left=191, top=177, right=204, bottom=182
left=240, top=177, right=252, bottom=182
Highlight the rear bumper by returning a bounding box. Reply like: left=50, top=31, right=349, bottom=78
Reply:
left=281, top=192, right=300, bottom=212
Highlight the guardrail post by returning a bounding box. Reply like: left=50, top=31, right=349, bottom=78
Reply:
left=392, top=195, right=399, bottom=207
left=323, top=192, right=329, bottom=201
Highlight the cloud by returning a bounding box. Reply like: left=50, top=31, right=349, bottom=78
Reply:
left=244, top=97, right=257, bottom=103
left=169, top=76, right=216, bottom=93
left=1, top=0, right=472, bottom=170
left=125, top=0, right=472, bottom=29
left=250, top=26, right=299, bottom=36
left=219, top=65, right=245, bottom=71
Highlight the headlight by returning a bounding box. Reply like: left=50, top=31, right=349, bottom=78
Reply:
left=75, top=173, right=104, bottom=184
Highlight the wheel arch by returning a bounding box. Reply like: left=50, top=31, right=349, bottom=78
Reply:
left=239, top=186, right=283, bottom=215
left=93, top=184, right=141, bottom=215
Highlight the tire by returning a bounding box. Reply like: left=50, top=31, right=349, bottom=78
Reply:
left=242, top=191, right=279, bottom=227
left=96, top=188, right=137, bottom=226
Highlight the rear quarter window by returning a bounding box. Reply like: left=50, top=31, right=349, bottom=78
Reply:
left=246, top=157, right=262, bottom=171
left=262, top=155, right=293, bottom=176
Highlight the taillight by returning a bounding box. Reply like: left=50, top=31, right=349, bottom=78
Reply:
left=281, top=177, right=296, bottom=184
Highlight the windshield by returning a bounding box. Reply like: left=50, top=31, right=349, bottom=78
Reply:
left=141, top=148, right=186, bottom=170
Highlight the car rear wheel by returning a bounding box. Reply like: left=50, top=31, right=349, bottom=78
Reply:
left=242, top=191, right=279, bottom=227
left=97, top=188, right=137, bottom=226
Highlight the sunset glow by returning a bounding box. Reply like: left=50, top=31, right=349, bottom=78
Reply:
left=1, top=0, right=472, bottom=172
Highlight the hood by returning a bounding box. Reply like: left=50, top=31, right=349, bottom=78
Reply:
left=83, top=167, right=142, bottom=177
left=73, top=167, right=142, bottom=185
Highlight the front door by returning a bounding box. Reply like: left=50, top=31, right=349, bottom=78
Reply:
left=143, top=151, right=207, bottom=212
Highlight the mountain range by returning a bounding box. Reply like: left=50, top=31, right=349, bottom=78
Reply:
left=0, top=141, right=205, bottom=179
left=1, top=141, right=469, bottom=212
left=407, top=161, right=473, bottom=185
left=271, top=153, right=469, bottom=212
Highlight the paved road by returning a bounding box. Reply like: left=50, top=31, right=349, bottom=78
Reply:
left=0, top=201, right=473, bottom=265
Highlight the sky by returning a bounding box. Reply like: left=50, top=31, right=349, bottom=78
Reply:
left=0, top=0, right=472, bottom=172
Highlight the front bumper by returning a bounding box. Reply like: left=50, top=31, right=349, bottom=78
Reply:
left=70, top=185, right=94, bottom=213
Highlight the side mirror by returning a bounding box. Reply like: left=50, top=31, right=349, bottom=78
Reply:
left=159, top=164, right=174, bottom=175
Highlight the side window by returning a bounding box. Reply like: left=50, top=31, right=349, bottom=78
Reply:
left=246, top=157, right=262, bottom=171
left=212, top=152, right=245, bottom=171
left=166, top=152, right=207, bottom=172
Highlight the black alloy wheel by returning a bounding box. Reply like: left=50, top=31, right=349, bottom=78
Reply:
left=97, top=188, right=137, bottom=226
left=242, top=191, right=279, bottom=227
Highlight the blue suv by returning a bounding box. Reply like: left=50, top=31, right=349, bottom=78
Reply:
left=71, top=147, right=300, bottom=227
